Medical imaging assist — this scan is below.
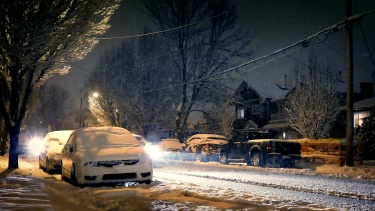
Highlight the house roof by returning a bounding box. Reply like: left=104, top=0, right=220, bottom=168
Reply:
left=353, top=96, right=375, bottom=110
left=339, top=96, right=375, bottom=111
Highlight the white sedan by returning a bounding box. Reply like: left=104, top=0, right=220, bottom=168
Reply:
left=39, top=130, right=73, bottom=174
left=61, top=126, right=153, bottom=186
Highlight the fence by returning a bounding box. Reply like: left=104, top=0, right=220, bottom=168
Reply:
left=297, top=139, right=362, bottom=165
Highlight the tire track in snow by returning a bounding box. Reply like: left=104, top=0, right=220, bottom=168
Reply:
left=160, top=170, right=375, bottom=201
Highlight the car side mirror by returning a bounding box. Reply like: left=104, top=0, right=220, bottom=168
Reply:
left=64, top=144, right=73, bottom=152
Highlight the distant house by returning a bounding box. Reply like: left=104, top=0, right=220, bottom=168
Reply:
left=233, top=80, right=374, bottom=139
left=233, top=80, right=274, bottom=129
left=232, top=80, right=295, bottom=138
left=337, top=82, right=375, bottom=129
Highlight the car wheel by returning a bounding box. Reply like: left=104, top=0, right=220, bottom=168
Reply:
left=39, top=156, right=46, bottom=172
left=220, top=153, right=228, bottom=165
left=251, top=152, right=263, bottom=167
left=70, top=163, right=78, bottom=186
left=38, top=156, right=43, bottom=170
left=46, top=157, right=51, bottom=174
left=61, top=161, right=66, bottom=181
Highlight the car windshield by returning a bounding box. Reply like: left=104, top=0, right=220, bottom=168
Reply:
left=48, top=138, right=62, bottom=147
left=76, top=131, right=140, bottom=149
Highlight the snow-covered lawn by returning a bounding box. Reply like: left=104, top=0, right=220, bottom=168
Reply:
left=1, top=154, right=374, bottom=210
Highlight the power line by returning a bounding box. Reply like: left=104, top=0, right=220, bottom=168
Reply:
left=354, top=0, right=375, bottom=68
left=144, top=10, right=375, bottom=93
left=94, top=0, right=263, bottom=40
left=322, top=39, right=373, bottom=73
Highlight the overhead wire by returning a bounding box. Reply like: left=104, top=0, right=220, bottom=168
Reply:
left=354, top=0, right=375, bottom=68
left=144, top=10, right=375, bottom=93
left=94, top=0, right=264, bottom=40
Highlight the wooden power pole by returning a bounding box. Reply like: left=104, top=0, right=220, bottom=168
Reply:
left=345, top=0, right=354, bottom=166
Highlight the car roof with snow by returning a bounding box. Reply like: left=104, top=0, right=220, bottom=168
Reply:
left=74, top=126, right=140, bottom=148
left=45, top=130, right=73, bottom=143
left=187, top=134, right=227, bottom=140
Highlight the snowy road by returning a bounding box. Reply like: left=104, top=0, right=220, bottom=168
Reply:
left=153, top=161, right=375, bottom=211
left=1, top=155, right=375, bottom=210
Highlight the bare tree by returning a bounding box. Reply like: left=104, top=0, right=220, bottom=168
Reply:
left=86, top=38, right=178, bottom=135
left=0, top=0, right=120, bottom=168
left=38, top=84, right=70, bottom=130
left=285, top=51, right=340, bottom=139
left=88, top=88, right=121, bottom=127
left=142, top=0, right=254, bottom=139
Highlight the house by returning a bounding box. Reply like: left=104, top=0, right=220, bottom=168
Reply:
left=232, top=80, right=296, bottom=139
left=233, top=80, right=275, bottom=129
left=233, top=80, right=374, bottom=139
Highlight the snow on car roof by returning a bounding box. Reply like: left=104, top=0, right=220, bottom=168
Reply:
left=46, top=130, right=73, bottom=143
left=74, top=127, right=140, bottom=148
left=188, top=134, right=228, bottom=140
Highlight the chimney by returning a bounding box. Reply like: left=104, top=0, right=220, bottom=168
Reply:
left=360, top=82, right=374, bottom=99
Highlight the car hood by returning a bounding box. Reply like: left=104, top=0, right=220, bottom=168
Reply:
left=80, top=146, right=146, bottom=161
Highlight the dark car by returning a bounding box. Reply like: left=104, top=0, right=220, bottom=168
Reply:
left=219, top=139, right=302, bottom=168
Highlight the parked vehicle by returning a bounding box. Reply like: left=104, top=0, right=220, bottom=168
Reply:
left=158, top=138, right=182, bottom=160
left=61, top=126, right=153, bottom=186
left=39, top=130, right=73, bottom=174
left=179, top=134, right=228, bottom=162
left=219, top=139, right=302, bottom=168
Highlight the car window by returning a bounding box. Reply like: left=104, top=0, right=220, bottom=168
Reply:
left=48, top=138, right=60, bottom=147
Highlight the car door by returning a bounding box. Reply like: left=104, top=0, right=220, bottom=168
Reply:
left=61, top=134, right=75, bottom=177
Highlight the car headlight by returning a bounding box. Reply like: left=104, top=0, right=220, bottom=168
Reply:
left=84, top=161, right=99, bottom=167
left=27, top=137, right=44, bottom=156
left=144, top=144, right=163, bottom=160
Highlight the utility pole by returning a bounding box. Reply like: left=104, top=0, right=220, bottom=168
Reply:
left=345, top=0, right=354, bottom=167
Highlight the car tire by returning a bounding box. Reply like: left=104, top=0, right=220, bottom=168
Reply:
left=251, top=152, right=263, bottom=167
left=61, top=161, right=66, bottom=181
left=38, top=156, right=43, bottom=170
left=46, top=157, right=51, bottom=174
left=220, top=153, right=228, bottom=165
left=70, top=163, right=78, bottom=186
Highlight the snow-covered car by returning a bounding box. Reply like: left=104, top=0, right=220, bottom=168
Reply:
left=158, top=138, right=182, bottom=160
left=179, top=134, right=228, bottom=162
left=39, top=130, right=73, bottom=173
left=61, top=126, right=153, bottom=186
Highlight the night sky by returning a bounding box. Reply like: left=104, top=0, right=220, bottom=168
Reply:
left=49, top=0, right=375, bottom=107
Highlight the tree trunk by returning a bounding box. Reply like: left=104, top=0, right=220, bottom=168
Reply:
left=8, top=126, right=20, bottom=169
left=0, top=121, right=8, bottom=156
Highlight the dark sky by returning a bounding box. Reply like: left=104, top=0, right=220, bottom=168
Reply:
left=49, top=0, right=375, bottom=107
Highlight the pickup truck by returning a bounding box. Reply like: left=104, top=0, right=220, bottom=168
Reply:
left=219, top=139, right=302, bottom=168
left=179, top=134, right=228, bottom=162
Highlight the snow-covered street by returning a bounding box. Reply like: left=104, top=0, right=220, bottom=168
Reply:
left=1, top=154, right=375, bottom=210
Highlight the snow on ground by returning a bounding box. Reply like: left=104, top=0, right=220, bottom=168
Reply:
left=0, top=154, right=374, bottom=210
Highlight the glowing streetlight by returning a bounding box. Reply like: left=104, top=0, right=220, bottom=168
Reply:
left=93, top=92, right=99, bottom=98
